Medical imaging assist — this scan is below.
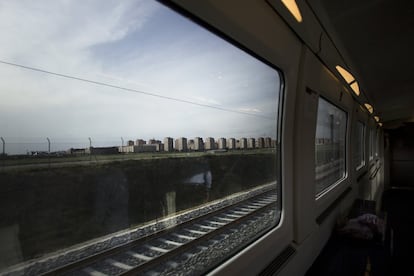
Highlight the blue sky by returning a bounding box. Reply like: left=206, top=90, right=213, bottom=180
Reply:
left=0, top=0, right=280, bottom=152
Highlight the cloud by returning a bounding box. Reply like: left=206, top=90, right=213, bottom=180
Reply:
left=0, top=0, right=280, bottom=153
left=237, top=107, right=262, bottom=113
left=0, top=0, right=157, bottom=72
left=189, top=96, right=222, bottom=106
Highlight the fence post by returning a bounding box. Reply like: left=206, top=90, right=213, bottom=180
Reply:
left=1, top=137, right=4, bottom=156
left=47, top=137, right=51, bottom=168
left=1, top=137, right=4, bottom=170
left=88, top=137, right=92, bottom=161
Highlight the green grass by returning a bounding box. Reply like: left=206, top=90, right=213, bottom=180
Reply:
left=1, top=148, right=276, bottom=170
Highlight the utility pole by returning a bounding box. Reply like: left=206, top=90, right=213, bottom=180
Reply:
left=47, top=137, right=51, bottom=154
left=1, top=137, right=5, bottom=169
left=88, top=137, right=92, bottom=161
left=1, top=137, right=4, bottom=156
left=47, top=137, right=51, bottom=168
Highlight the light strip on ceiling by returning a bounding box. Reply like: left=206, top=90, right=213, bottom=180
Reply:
left=281, top=0, right=303, bottom=22
left=336, top=65, right=360, bottom=96
left=378, top=123, right=383, bottom=127
left=364, top=103, right=374, bottom=114
left=349, top=81, right=360, bottom=96
left=336, top=65, right=354, bottom=83
left=374, top=116, right=380, bottom=122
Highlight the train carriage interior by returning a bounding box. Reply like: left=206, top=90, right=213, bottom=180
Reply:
left=1, top=0, right=414, bottom=275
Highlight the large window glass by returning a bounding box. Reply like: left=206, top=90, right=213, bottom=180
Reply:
left=354, top=121, right=365, bottom=170
left=0, top=1, right=282, bottom=274
left=315, top=98, right=347, bottom=196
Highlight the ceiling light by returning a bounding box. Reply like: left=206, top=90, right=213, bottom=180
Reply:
left=374, top=116, right=380, bottom=122
left=336, top=65, right=355, bottom=83
left=379, top=123, right=383, bottom=127
left=364, top=103, right=373, bottom=114
left=281, top=0, right=303, bottom=22
left=350, top=81, right=360, bottom=96
left=336, top=65, right=361, bottom=96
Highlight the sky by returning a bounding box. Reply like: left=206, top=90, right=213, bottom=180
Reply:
left=0, top=0, right=281, bottom=153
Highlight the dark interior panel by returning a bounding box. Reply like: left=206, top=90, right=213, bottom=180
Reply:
left=388, top=123, right=414, bottom=187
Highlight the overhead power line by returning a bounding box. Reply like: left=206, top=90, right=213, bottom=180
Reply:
left=0, top=60, right=275, bottom=120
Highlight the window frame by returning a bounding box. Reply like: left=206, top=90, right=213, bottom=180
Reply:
left=347, top=106, right=371, bottom=199
left=352, top=104, right=370, bottom=181
left=355, top=120, right=366, bottom=171
left=312, top=89, right=353, bottom=216
left=289, top=47, right=354, bottom=245
left=314, top=96, right=349, bottom=197
left=0, top=1, right=293, bottom=275
left=167, top=1, right=300, bottom=275
left=369, top=126, right=375, bottom=161
left=313, top=86, right=353, bottom=229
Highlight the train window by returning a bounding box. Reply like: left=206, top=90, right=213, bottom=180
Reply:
left=315, top=97, right=347, bottom=196
left=0, top=1, right=282, bottom=274
left=354, top=121, right=365, bottom=170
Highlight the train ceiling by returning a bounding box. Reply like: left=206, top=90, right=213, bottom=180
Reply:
left=307, top=0, right=414, bottom=127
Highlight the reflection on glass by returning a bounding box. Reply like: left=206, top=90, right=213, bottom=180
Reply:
left=354, top=121, right=365, bottom=170
left=315, top=98, right=347, bottom=196
left=369, top=128, right=374, bottom=160
left=375, top=129, right=380, bottom=158
left=0, top=0, right=281, bottom=274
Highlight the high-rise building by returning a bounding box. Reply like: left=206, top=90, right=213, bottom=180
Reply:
left=175, top=137, right=187, bottom=152
left=264, top=137, right=272, bottom=148
left=218, top=138, right=226, bottom=149
left=187, top=139, right=195, bottom=151
left=136, top=139, right=146, bottom=146
left=155, top=143, right=164, bottom=152
left=227, top=138, right=236, bottom=150
left=164, top=137, right=174, bottom=152
left=148, top=139, right=162, bottom=145
left=119, top=145, right=134, bottom=153
left=239, top=138, right=247, bottom=149
left=204, top=137, right=215, bottom=150
left=194, top=137, right=204, bottom=151
left=248, top=138, right=256, bottom=149
left=257, top=137, right=265, bottom=148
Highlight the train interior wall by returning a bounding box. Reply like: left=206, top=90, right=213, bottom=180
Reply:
left=381, top=123, right=414, bottom=274
left=161, top=1, right=398, bottom=275
left=305, top=124, right=414, bottom=275
left=388, top=123, right=414, bottom=188
left=171, top=1, right=414, bottom=275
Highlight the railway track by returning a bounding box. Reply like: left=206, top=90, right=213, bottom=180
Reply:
left=43, top=189, right=278, bottom=276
